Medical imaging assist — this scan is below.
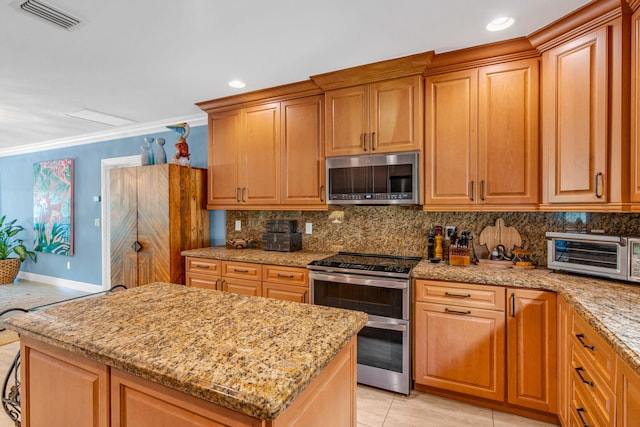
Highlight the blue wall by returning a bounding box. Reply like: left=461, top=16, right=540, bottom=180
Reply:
left=0, top=124, right=225, bottom=286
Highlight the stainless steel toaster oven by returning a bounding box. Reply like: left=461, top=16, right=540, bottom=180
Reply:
left=546, top=232, right=640, bottom=283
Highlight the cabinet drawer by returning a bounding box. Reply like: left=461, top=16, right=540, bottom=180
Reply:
left=570, top=372, right=609, bottom=427
left=414, top=280, right=505, bottom=311
left=221, top=277, right=262, bottom=297
left=570, top=344, right=615, bottom=426
left=571, top=312, right=616, bottom=389
left=262, top=265, right=307, bottom=286
left=263, top=282, right=308, bottom=303
left=185, top=257, right=221, bottom=276
left=221, top=261, right=262, bottom=280
left=185, top=273, right=220, bottom=290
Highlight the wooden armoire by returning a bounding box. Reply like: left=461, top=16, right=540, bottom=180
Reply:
left=109, top=164, right=209, bottom=288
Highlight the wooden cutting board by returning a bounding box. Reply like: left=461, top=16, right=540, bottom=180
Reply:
left=478, top=218, right=522, bottom=252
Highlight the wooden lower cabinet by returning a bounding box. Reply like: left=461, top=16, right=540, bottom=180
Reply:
left=185, top=258, right=309, bottom=303
left=557, top=296, right=572, bottom=426
left=22, top=335, right=358, bottom=427
left=616, top=356, right=640, bottom=427
left=506, top=289, right=557, bottom=414
left=414, top=300, right=505, bottom=401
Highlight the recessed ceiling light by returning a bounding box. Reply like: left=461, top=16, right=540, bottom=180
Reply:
left=486, top=16, right=514, bottom=32
left=66, top=109, right=135, bottom=126
left=228, top=80, right=246, bottom=89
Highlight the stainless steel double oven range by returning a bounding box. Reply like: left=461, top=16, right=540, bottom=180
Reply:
left=307, top=252, right=420, bottom=395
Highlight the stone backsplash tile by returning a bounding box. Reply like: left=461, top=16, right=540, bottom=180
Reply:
left=226, top=208, right=640, bottom=266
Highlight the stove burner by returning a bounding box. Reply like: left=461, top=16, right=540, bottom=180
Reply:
left=307, top=252, right=421, bottom=277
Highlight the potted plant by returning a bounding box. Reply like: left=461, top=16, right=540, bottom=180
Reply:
left=0, top=215, right=36, bottom=284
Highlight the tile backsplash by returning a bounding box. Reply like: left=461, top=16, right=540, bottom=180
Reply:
left=226, top=207, right=640, bottom=266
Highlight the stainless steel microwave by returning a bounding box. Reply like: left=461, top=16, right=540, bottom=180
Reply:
left=325, top=152, right=419, bottom=205
left=546, top=232, right=640, bottom=283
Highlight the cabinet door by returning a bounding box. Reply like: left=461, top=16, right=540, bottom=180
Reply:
left=414, top=301, right=505, bottom=401
left=370, top=75, right=422, bottom=153
left=222, top=277, right=262, bottom=297
left=263, top=282, right=308, bottom=303
left=208, top=110, right=241, bottom=206
left=281, top=95, right=325, bottom=205
left=136, top=165, right=171, bottom=285
left=241, top=103, right=281, bottom=205
left=541, top=27, right=608, bottom=204
left=632, top=9, right=640, bottom=203
left=325, top=85, right=368, bottom=156
left=110, top=166, right=139, bottom=288
left=478, top=59, right=539, bottom=205
left=507, top=289, right=557, bottom=413
left=425, top=69, right=478, bottom=205
left=617, top=356, right=640, bottom=427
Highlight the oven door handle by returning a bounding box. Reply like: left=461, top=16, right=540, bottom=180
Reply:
left=308, top=271, right=409, bottom=289
left=366, top=321, right=407, bottom=332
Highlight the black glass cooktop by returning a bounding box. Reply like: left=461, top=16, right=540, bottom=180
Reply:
left=307, top=252, right=421, bottom=276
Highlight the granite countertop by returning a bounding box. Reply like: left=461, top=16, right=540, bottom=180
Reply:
left=4, top=283, right=368, bottom=420
left=181, top=247, right=334, bottom=268
left=412, top=260, right=640, bottom=374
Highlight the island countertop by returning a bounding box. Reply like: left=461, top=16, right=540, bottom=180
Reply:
left=4, top=282, right=368, bottom=420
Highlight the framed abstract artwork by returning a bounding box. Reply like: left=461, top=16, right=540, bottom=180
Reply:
left=33, top=159, right=74, bottom=256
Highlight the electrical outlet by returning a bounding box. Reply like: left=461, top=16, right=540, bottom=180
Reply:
left=235, top=220, right=241, bottom=231
left=94, top=218, right=100, bottom=227
left=305, top=223, right=312, bottom=234
left=66, top=261, right=71, bottom=270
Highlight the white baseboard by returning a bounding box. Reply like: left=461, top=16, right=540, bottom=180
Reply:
left=17, top=271, right=102, bottom=293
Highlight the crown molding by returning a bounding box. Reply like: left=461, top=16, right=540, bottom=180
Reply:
left=0, top=113, right=207, bottom=158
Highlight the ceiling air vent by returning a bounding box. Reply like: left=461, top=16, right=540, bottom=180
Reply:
left=9, top=0, right=85, bottom=31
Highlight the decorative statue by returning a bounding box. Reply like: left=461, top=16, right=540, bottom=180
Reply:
left=167, top=122, right=191, bottom=166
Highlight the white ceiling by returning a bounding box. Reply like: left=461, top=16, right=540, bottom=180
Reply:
left=0, top=0, right=591, bottom=154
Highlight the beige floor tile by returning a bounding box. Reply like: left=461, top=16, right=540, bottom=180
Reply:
left=357, top=385, right=394, bottom=427
left=492, top=410, right=559, bottom=427
left=383, top=391, right=494, bottom=427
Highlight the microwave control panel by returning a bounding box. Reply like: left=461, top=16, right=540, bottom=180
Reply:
left=630, top=241, right=640, bottom=279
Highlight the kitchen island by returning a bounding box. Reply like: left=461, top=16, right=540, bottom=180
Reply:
left=4, top=282, right=368, bottom=427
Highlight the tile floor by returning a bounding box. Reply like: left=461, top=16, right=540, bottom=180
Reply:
left=0, top=281, right=559, bottom=427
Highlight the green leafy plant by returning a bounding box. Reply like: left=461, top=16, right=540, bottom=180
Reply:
left=0, top=215, right=37, bottom=262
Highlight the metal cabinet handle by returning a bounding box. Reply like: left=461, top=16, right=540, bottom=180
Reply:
left=277, top=273, right=295, bottom=279
left=236, top=188, right=241, bottom=203
left=242, top=187, right=247, bottom=202
left=511, top=292, right=516, bottom=317
left=576, top=334, right=595, bottom=350
left=444, top=292, right=471, bottom=298
left=481, top=180, right=486, bottom=201
left=595, top=172, right=604, bottom=198
left=470, top=181, right=475, bottom=201
left=131, top=241, right=142, bottom=252
left=220, top=279, right=225, bottom=291
left=194, top=264, right=210, bottom=269
left=576, top=407, right=591, bottom=427
left=575, top=367, right=594, bottom=387
left=233, top=268, right=249, bottom=273
left=320, top=185, right=324, bottom=202
left=371, top=132, right=376, bottom=151
left=215, top=278, right=220, bottom=291
left=363, top=133, right=368, bottom=151
left=444, top=308, right=471, bottom=315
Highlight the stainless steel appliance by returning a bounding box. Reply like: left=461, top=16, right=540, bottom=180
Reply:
left=546, top=232, right=640, bottom=283
left=325, top=152, right=419, bottom=205
left=307, top=252, right=421, bottom=394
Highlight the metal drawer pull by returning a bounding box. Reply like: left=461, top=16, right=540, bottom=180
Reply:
left=575, top=367, right=594, bottom=387
left=233, top=268, right=249, bottom=273
left=444, top=292, right=471, bottom=298
left=444, top=308, right=471, bottom=315
left=576, top=333, right=595, bottom=350
left=277, top=273, right=295, bottom=279
left=576, top=407, right=591, bottom=427
left=195, top=264, right=210, bottom=269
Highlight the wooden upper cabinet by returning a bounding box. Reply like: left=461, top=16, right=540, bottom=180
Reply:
left=541, top=28, right=608, bottom=205
left=281, top=95, right=325, bottom=205
left=632, top=8, right=640, bottom=205
left=208, top=110, right=241, bottom=206
left=424, top=57, right=539, bottom=210
left=325, top=75, right=423, bottom=156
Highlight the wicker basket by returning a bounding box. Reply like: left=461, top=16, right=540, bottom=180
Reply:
left=0, top=258, right=21, bottom=284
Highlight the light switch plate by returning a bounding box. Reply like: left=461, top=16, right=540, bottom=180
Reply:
left=235, top=220, right=241, bottom=231
left=305, top=223, right=312, bottom=234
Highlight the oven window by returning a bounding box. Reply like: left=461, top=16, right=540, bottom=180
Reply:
left=357, top=326, right=404, bottom=373
left=312, top=279, right=403, bottom=319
